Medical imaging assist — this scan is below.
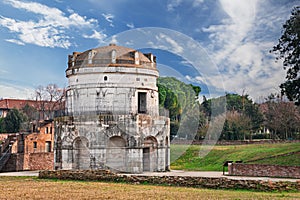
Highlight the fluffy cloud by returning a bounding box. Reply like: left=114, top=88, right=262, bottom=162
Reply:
left=0, top=83, right=34, bottom=99
left=155, top=33, right=184, bottom=54
left=201, top=0, right=292, bottom=101
left=83, top=30, right=107, bottom=41
left=0, top=0, right=104, bottom=48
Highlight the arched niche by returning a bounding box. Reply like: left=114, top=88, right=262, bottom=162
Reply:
left=106, top=136, right=126, bottom=172
left=143, top=136, right=158, bottom=171
left=73, top=136, right=90, bottom=170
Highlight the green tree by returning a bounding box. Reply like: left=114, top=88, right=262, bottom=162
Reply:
left=0, top=118, right=5, bottom=133
left=157, top=77, right=201, bottom=139
left=2, top=108, right=25, bottom=133
left=271, top=6, right=300, bottom=105
left=201, top=93, right=263, bottom=140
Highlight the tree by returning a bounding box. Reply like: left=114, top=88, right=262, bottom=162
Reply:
left=222, top=111, right=251, bottom=140
left=157, top=77, right=201, bottom=139
left=2, top=108, right=26, bottom=133
left=0, top=118, right=5, bottom=133
left=200, top=93, right=264, bottom=140
left=34, top=83, right=65, bottom=119
left=262, top=94, right=300, bottom=140
left=271, top=6, right=300, bottom=105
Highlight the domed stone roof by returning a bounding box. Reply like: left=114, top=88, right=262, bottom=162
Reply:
left=67, top=44, right=156, bottom=70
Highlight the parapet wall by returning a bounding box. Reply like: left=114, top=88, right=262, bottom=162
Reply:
left=39, top=170, right=300, bottom=192
left=228, top=163, right=300, bottom=178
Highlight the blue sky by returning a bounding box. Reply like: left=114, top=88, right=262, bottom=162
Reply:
left=0, top=0, right=298, bottom=101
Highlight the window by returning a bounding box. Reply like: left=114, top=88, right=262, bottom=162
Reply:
left=46, top=141, right=51, bottom=152
left=138, top=92, right=147, bottom=113
left=33, top=142, right=37, bottom=149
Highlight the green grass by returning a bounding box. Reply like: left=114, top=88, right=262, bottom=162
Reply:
left=170, top=142, right=300, bottom=171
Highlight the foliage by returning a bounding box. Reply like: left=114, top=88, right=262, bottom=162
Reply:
left=271, top=6, right=300, bottom=105
left=201, top=93, right=263, bottom=140
left=261, top=94, right=300, bottom=140
left=157, top=77, right=202, bottom=139
left=0, top=118, right=5, bottom=133
left=22, top=103, right=38, bottom=121
left=1, top=108, right=26, bottom=133
left=171, top=143, right=300, bottom=171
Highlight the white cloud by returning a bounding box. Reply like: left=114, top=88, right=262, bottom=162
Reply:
left=0, top=84, right=34, bottom=99
left=200, top=0, right=292, bottom=101
left=155, top=33, right=184, bottom=54
left=110, top=35, right=118, bottom=44
left=83, top=30, right=107, bottom=42
left=102, top=13, right=114, bottom=27
left=0, top=0, right=101, bottom=48
left=5, top=38, right=25, bottom=45
left=126, top=23, right=135, bottom=29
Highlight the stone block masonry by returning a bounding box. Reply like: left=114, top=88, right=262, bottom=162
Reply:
left=228, top=163, right=300, bottom=179
left=39, top=170, right=300, bottom=192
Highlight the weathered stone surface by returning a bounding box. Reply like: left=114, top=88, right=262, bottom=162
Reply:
left=55, top=45, right=170, bottom=173
left=39, top=170, right=300, bottom=192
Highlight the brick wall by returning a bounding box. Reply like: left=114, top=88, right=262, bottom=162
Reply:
left=2, top=152, right=54, bottom=172
left=228, top=163, right=300, bottom=178
left=28, top=152, right=54, bottom=170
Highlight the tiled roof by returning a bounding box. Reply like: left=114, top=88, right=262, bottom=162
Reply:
left=0, top=99, right=62, bottom=110
left=68, top=44, right=156, bottom=70
left=78, top=45, right=151, bottom=62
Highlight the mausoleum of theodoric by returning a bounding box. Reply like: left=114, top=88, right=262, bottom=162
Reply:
left=54, top=44, right=170, bottom=173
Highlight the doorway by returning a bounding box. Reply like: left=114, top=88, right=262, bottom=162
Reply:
left=143, top=148, right=150, bottom=171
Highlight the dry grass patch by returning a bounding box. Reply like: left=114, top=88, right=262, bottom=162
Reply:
left=0, top=177, right=299, bottom=200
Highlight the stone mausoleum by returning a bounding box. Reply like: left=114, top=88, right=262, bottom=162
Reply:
left=54, top=44, right=170, bottom=173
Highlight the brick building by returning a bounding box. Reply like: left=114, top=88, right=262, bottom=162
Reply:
left=0, top=120, right=54, bottom=171
left=0, top=98, right=63, bottom=120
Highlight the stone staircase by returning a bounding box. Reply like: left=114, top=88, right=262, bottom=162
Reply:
left=0, top=146, right=12, bottom=171
left=0, top=135, right=16, bottom=171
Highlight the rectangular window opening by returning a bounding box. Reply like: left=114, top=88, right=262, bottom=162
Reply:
left=138, top=92, right=147, bottom=114
left=46, top=141, right=51, bottom=152
left=33, top=142, right=37, bottom=149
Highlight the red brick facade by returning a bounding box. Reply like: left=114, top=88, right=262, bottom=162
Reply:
left=2, top=153, right=53, bottom=171
left=1, top=121, right=55, bottom=172
left=228, top=163, right=300, bottom=178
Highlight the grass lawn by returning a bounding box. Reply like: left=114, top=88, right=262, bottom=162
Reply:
left=0, top=176, right=299, bottom=200
left=170, top=142, right=300, bottom=171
